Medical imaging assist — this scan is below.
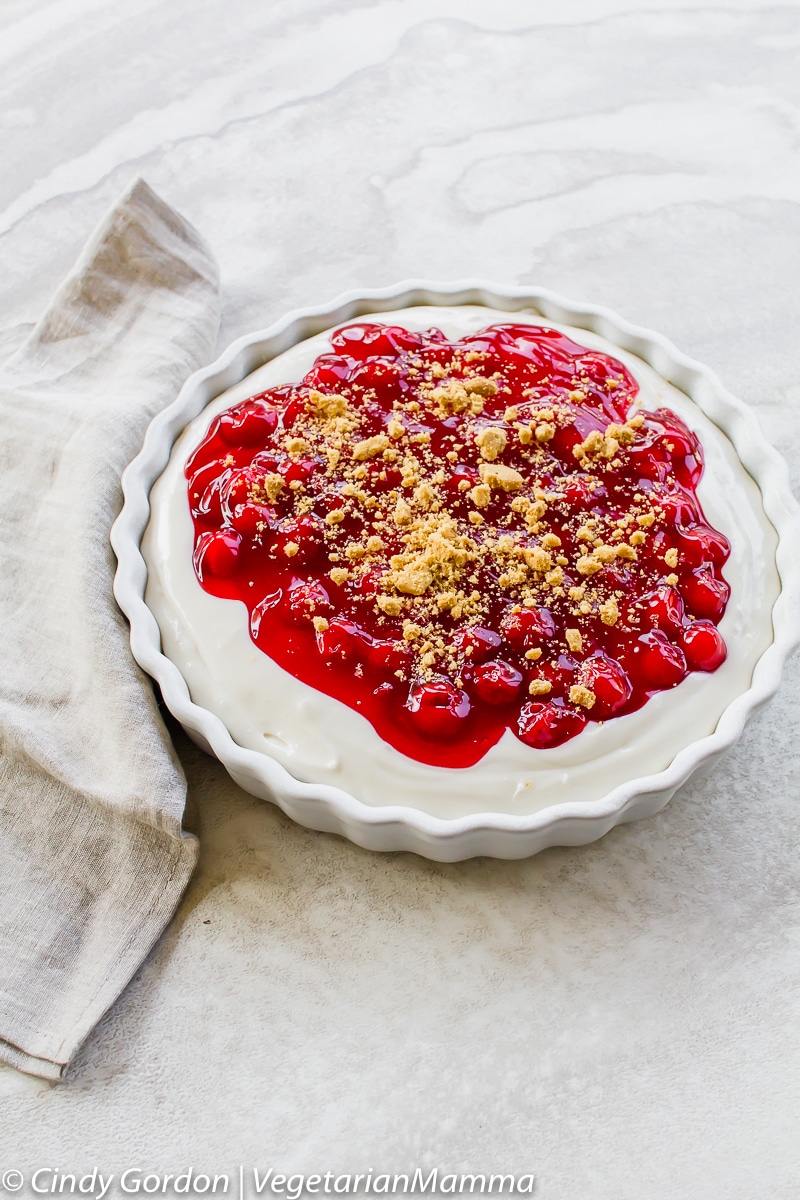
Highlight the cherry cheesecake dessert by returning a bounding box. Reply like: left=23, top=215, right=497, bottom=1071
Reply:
left=143, top=307, right=777, bottom=817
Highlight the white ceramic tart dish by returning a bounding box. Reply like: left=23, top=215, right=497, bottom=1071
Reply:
left=112, top=283, right=800, bottom=861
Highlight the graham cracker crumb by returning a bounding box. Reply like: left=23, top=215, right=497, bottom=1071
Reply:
left=576, top=554, right=603, bottom=576
left=475, top=426, right=508, bottom=462
left=529, top=679, right=552, bottom=696
left=311, top=391, right=349, bottom=419
left=413, top=481, right=436, bottom=510
left=599, top=597, right=619, bottom=626
left=478, top=462, right=524, bottom=492
left=569, top=684, right=596, bottom=709
left=393, top=564, right=433, bottom=596
left=606, top=422, right=636, bottom=446
left=463, top=376, right=499, bottom=397
left=260, top=473, right=284, bottom=503
left=573, top=428, right=618, bottom=465
left=525, top=548, right=553, bottom=573
left=376, top=595, right=402, bottom=616
left=565, top=628, right=583, bottom=653
left=431, top=380, right=469, bottom=414
left=353, top=433, right=390, bottom=461
left=394, top=498, right=413, bottom=526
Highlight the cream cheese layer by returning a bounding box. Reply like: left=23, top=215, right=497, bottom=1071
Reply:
left=143, top=306, right=778, bottom=818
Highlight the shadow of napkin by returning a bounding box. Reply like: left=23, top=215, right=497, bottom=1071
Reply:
left=0, top=178, right=220, bottom=1080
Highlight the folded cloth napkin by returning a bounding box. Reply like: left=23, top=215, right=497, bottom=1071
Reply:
left=0, top=178, right=220, bottom=1080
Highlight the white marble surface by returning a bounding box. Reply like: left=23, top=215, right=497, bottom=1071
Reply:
left=2, top=1, right=800, bottom=1196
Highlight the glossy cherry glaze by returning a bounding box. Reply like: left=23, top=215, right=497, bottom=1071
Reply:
left=185, top=322, right=730, bottom=766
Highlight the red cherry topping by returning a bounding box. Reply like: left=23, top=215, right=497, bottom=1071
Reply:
left=367, top=638, right=411, bottom=676
left=580, top=654, right=632, bottom=719
left=218, top=398, right=277, bottom=446
left=272, top=515, right=323, bottom=563
left=195, top=529, right=241, bottom=579
left=470, top=660, right=524, bottom=706
left=501, top=606, right=556, bottom=650
left=229, top=502, right=274, bottom=539
left=405, top=679, right=471, bottom=740
left=681, top=621, right=727, bottom=671
left=284, top=580, right=332, bottom=624
left=630, top=631, right=688, bottom=691
left=280, top=457, right=318, bottom=486
left=681, top=569, right=730, bottom=621
left=641, top=585, right=685, bottom=635
left=451, top=625, right=503, bottom=663
left=185, top=321, right=730, bottom=766
left=317, top=617, right=365, bottom=663
left=678, top=525, right=731, bottom=568
left=517, top=701, right=587, bottom=749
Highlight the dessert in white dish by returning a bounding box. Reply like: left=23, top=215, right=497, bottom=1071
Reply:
left=142, top=306, right=779, bottom=819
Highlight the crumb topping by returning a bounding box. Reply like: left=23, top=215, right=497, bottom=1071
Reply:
left=187, top=320, right=730, bottom=760
left=240, top=346, right=674, bottom=691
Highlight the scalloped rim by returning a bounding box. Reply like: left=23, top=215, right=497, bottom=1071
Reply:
left=111, top=282, right=800, bottom=860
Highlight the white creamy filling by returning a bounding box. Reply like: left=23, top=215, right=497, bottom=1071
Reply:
left=143, top=306, right=779, bottom=818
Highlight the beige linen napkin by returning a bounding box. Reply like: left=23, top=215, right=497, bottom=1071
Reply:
left=0, top=178, right=220, bottom=1080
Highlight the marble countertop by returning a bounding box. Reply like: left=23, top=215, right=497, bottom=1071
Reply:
left=2, top=2, right=799, bottom=1197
